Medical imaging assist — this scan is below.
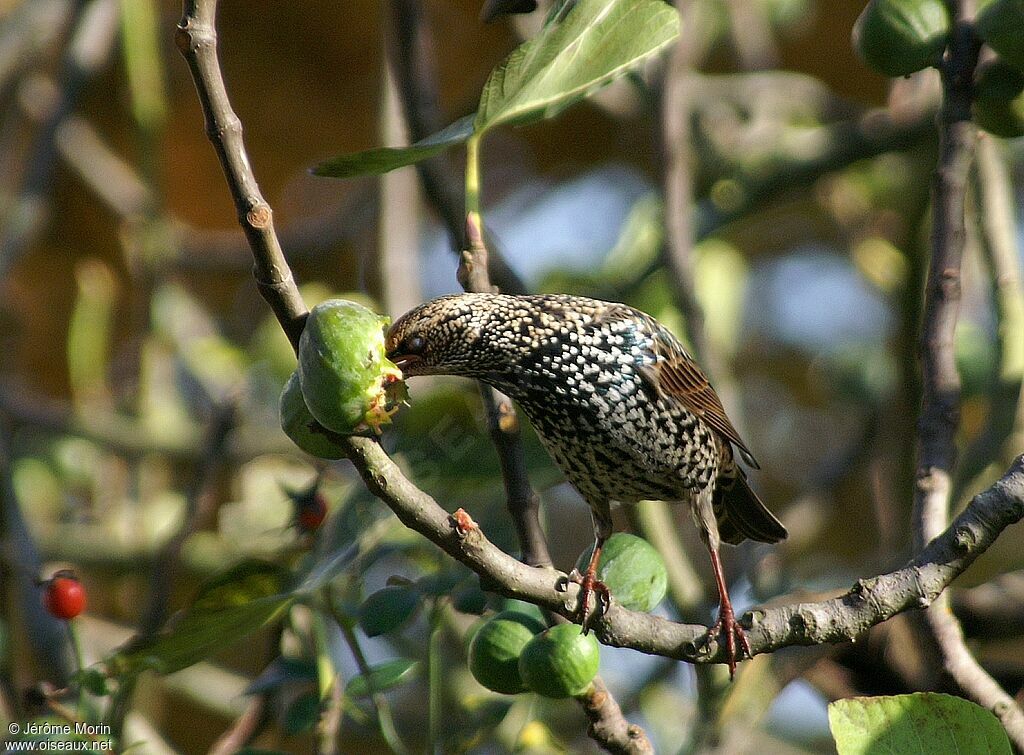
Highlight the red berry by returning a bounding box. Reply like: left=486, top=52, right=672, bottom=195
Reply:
left=43, top=574, right=86, bottom=620
left=297, top=495, right=327, bottom=533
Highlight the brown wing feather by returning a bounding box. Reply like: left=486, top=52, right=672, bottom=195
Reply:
left=637, top=323, right=760, bottom=469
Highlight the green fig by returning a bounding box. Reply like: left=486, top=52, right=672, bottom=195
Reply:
left=279, top=372, right=346, bottom=459
left=977, top=0, right=1024, bottom=73
left=297, top=299, right=406, bottom=435
left=518, top=624, right=600, bottom=698
left=974, top=58, right=1024, bottom=137
left=853, top=0, right=950, bottom=77
left=575, top=533, right=668, bottom=612
left=468, top=611, right=546, bottom=694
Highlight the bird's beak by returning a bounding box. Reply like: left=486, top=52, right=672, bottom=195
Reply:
left=387, top=352, right=423, bottom=373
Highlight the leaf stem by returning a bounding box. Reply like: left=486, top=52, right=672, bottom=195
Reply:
left=67, top=621, right=86, bottom=715
left=464, top=134, right=482, bottom=229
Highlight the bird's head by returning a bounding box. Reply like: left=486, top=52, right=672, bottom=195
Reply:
left=386, top=294, right=499, bottom=378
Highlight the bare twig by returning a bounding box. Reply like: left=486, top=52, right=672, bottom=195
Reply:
left=384, top=0, right=550, bottom=569
left=912, top=2, right=1024, bottom=747
left=661, top=1, right=710, bottom=366
left=384, top=0, right=527, bottom=295
left=379, top=63, right=423, bottom=318
left=0, top=0, right=119, bottom=277
left=577, top=678, right=653, bottom=755
left=174, top=0, right=306, bottom=348
left=346, top=431, right=1024, bottom=662
left=0, top=0, right=77, bottom=103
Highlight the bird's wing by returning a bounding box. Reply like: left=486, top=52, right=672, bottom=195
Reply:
left=616, top=312, right=759, bottom=470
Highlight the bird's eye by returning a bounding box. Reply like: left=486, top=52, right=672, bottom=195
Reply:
left=404, top=335, right=426, bottom=354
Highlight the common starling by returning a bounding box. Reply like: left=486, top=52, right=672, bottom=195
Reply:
left=386, top=293, right=786, bottom=674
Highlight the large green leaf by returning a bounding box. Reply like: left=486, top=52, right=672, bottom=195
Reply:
left=313, top=115, right=475, bottom=179
left=109, top=561, right=294, bottom=675
left=828, top=693, right=1012, bottom=755
left=474, top=0, right=679, bottom=134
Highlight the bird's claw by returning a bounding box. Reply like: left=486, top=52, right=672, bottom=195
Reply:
left=706, top=602, right=751, bottom=679
left=569, top=568, right=610, bottom=633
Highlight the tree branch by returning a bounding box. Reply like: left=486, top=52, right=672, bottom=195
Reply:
left=0, top=0, right=118, bottom=278
left=910, top=2, right=1024, bottom=747
left=384, top=0, right=527, bottom=296
left=174, top=0, right=306, bottom=349
left=661, top=1, right=710, bottom=366
left=384, top=0, right=549, bottom=569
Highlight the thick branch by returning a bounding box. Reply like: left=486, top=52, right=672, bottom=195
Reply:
left=914, top=4, right=976, bottom=550
left=347, top=433, right=1024, bottom=663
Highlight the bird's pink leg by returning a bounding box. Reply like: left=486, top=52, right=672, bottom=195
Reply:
left=571, top=535, right=611, bottom=631
left=706, top=545, right=750, bottom=678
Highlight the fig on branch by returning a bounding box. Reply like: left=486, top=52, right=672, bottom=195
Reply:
left=297, top=299, right=407, bottom=435
left=977, top=0, right=1024, bottom=73
left=852, top=0, right=950, bottom=77
left=279, top=372, right=346, bottom=459
left=518, top=624, right=600, bottom=699
left=974, top=58, right=1024, bottom=137
left=575, top=533, right=668, bottom=612
left=468, top=611, right=546, bottom=694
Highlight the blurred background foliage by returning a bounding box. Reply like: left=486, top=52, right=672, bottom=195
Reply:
left=0, top=0, right=1022, bottom=752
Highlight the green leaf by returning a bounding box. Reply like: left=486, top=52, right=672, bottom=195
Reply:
left=109, top=561, right=294, bottom=676
left=313, top=115, right=475, bottom=179
left=345, top=658, right=420, bottom=698
left=474, top=0, right=679, bottom=135
left=358, top=586, right=421, bottom=637
left=828, top=693, right=1012, bottom=755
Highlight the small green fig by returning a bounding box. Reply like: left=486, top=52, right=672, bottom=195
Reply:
left=468, top=611, right=546, bottom=694
left=977, top=0, right=1024, bottom=73
left=518, top=624, right=600, bottom=699
left=853, top=0, right=950, bottom=77
left=280, top=372, right=346, bottom=459
left=297, top=300, right=406, bottom=435
left=575, top=533, right=668, bottom=612
left=974, top=58, right=1024, bottom=138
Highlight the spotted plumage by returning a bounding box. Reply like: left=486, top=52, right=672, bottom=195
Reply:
left=386, top=293, right=786, bottom=675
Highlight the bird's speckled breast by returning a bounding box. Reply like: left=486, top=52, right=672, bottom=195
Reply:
left=482, top=307, right=719, bottom=505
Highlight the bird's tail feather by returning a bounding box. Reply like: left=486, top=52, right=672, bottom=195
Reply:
left=714, top=466, right=787, bottom=545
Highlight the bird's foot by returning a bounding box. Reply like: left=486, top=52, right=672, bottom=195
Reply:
left=706, top=600, right=751, bottom=679
left=568, top=568, right=611, bottom=633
